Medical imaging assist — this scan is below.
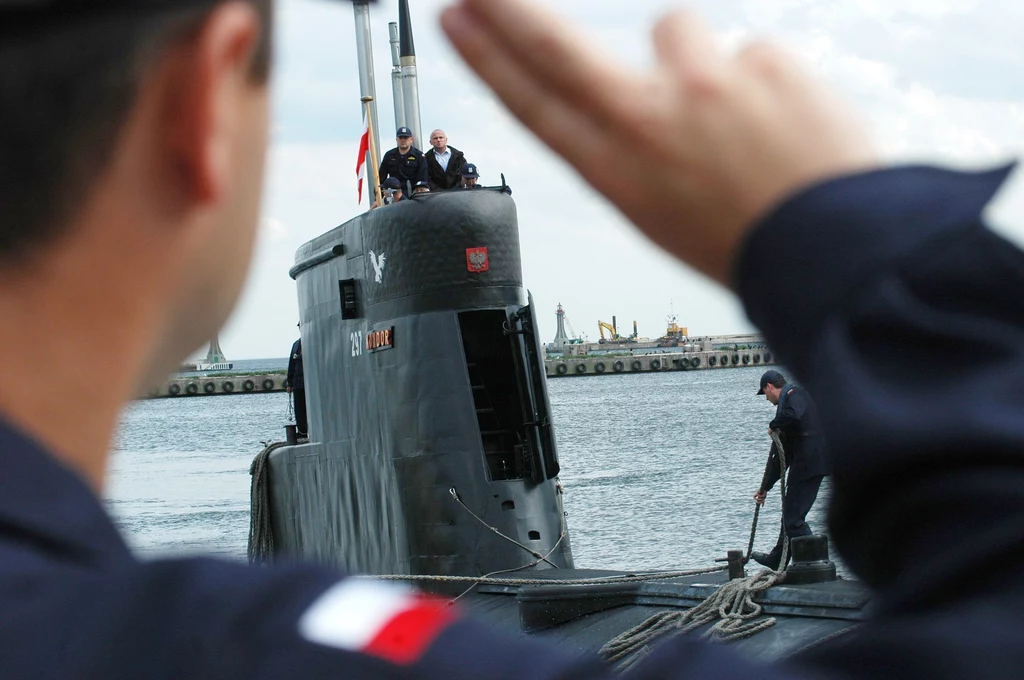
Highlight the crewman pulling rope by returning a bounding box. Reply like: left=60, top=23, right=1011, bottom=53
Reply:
left=599, top=432, right=791, bottom=669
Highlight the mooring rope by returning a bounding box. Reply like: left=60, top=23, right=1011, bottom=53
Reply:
left=364, top=564, right=726, bottom=588
left=598, top=432, right=792, bottom=669
left=247, top=435, right=796, bottom=664
left=447, top=530, right=568, bottom=605
left=449, top=487, right=561, bottom=568
left=248, top=441, right=287, bottom=564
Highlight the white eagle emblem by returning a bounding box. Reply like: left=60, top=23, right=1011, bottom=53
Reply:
left=468, top=250, right=487, bottom=270
left=369, top=250, right=386, bottom=283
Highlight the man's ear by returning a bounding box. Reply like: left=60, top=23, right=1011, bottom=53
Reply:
left=158, top=2, right=263, bottom=207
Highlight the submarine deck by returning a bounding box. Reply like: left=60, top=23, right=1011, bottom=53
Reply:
left=405, top=567, right=869, bottom=664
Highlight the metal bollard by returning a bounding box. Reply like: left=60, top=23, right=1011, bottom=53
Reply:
left=715, top=549, right=747, bottom=580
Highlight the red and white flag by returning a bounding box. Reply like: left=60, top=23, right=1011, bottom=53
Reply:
left=356, top=111, right=370, bottom=203
left=299, top=580, right=455, bottom=665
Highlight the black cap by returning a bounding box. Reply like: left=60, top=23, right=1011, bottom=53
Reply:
left=461, top=163, right=479, bottom=179
left=757, top=369, right=785, bottom=395
left=382, top=177, right=401, bottom=190
left=396, top=126, right=413, bottom=138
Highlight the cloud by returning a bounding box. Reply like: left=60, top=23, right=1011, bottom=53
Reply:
left=217, top=0, right=1024, bottom=359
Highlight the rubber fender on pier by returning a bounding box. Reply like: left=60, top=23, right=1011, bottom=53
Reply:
left=186, top=383, right=199, bottom=395
left=168, top=383, right=181, bottom=396
left=691, top=356, right=701, bottom=367
left=262, top=378, right=275, bottom=390
left=731, top=354, right=740, bottom=365
left=575, top=363, right=587, bottom=374
left=203, top=382, right=216, bottom=394
left=678, top=357, right=690, bottom=369
left=613, top=360, right=625, bottom=372
left=631, top=360, right=643, bottom=371
left=556, top=363, right=568, bottom=375
left=595, top=362, right=606, bottom=374
left=721, top=355, right=730, bottom=366
left=223, top=381, right=234, bottom=393
left=243, top=379, right=255, bottom=392
left=708, top=355, right=718, bottom=367
left=754, top=353, right=761, bottom=364
left=765, top=352, right=773, bottom=363
left=742, top=354, right=751, bottom=365
left=650, top=358, right=662, bottom=370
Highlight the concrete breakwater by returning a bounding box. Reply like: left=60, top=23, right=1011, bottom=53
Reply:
left=545, top=349, right=774, bottom=378
left=145, top=372, right=288, bottom=399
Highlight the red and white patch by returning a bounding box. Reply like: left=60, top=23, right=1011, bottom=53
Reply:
left=298, top=580, right=455, bottom=665
left=466, top=247, right=489, bottom=273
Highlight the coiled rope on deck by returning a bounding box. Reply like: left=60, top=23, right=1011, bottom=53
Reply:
left=248, top=441, right=287, bottom=564
left=598, top=432, right=792, bottom=669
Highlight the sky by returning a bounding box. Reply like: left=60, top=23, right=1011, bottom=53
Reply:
left=213, top=0, right=1024, bottom=359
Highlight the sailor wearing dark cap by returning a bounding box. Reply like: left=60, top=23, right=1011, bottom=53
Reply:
left=378, top=126, right=428, bottom=188
left=751, top=370, right=830, bottom=570
left=380, top=176, right=404, bottom=203
left=460, top=163, right=481, bottom=188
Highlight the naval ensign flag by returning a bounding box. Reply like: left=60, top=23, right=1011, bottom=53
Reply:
left=356, top=112, right=370, bottom=203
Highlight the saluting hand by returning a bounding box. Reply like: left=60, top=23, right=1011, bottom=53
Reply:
left=441, top=0, right=877, bottom=285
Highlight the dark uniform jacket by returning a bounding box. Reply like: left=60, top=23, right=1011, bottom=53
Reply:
left=287, top=338, right=304, bottom=390
left=425, top=145, right=467, bottom=191
left=761, top=383, right=828, bottom=490
left=378, top=146, right=428, bottom=187
left=3, top=165, right=1024, bottom=679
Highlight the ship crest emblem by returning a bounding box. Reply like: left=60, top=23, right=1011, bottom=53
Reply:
left=369, top=250, right=386, bottom=283
left=466, top=247, right=489, bottom=273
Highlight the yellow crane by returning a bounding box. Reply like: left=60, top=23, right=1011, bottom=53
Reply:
left=598, top=320, right=618, bottom=342
left=598, top=316, right=639, bottom=343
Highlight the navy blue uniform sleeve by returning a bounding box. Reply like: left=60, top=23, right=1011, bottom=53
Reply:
left=1, top=559, right=613, bottom=680
left=735, top=164, right=1024, bottom=612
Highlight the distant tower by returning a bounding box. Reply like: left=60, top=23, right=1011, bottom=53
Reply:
left=205, top=335, right=226, bottom=365
left=552, top=303, right=570, bottom=348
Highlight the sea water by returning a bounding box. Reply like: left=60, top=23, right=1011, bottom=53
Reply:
left=108, top=362, right=833, bottom=572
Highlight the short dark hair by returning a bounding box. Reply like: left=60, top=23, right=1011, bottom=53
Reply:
left=0, top=1, right=273, bottom=263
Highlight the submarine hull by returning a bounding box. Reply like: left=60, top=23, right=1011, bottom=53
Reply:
left=256, top=189, right=869, bottom=666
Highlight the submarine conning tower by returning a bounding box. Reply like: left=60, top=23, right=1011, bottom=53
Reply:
left=267, top=188, right=574, bottom=577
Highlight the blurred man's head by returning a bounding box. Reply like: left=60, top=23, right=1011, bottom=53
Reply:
left=0, top=0, right=274, bottom=388
left=396, top=126, right=413, bottom=153
left=429, top=129, right=448, bottom=153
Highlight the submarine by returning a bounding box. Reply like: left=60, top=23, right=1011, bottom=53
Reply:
left=248, top=0, right=869, bottom=668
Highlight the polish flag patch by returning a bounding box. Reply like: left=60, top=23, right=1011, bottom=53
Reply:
left=298, top=580, right=455, bottom=665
